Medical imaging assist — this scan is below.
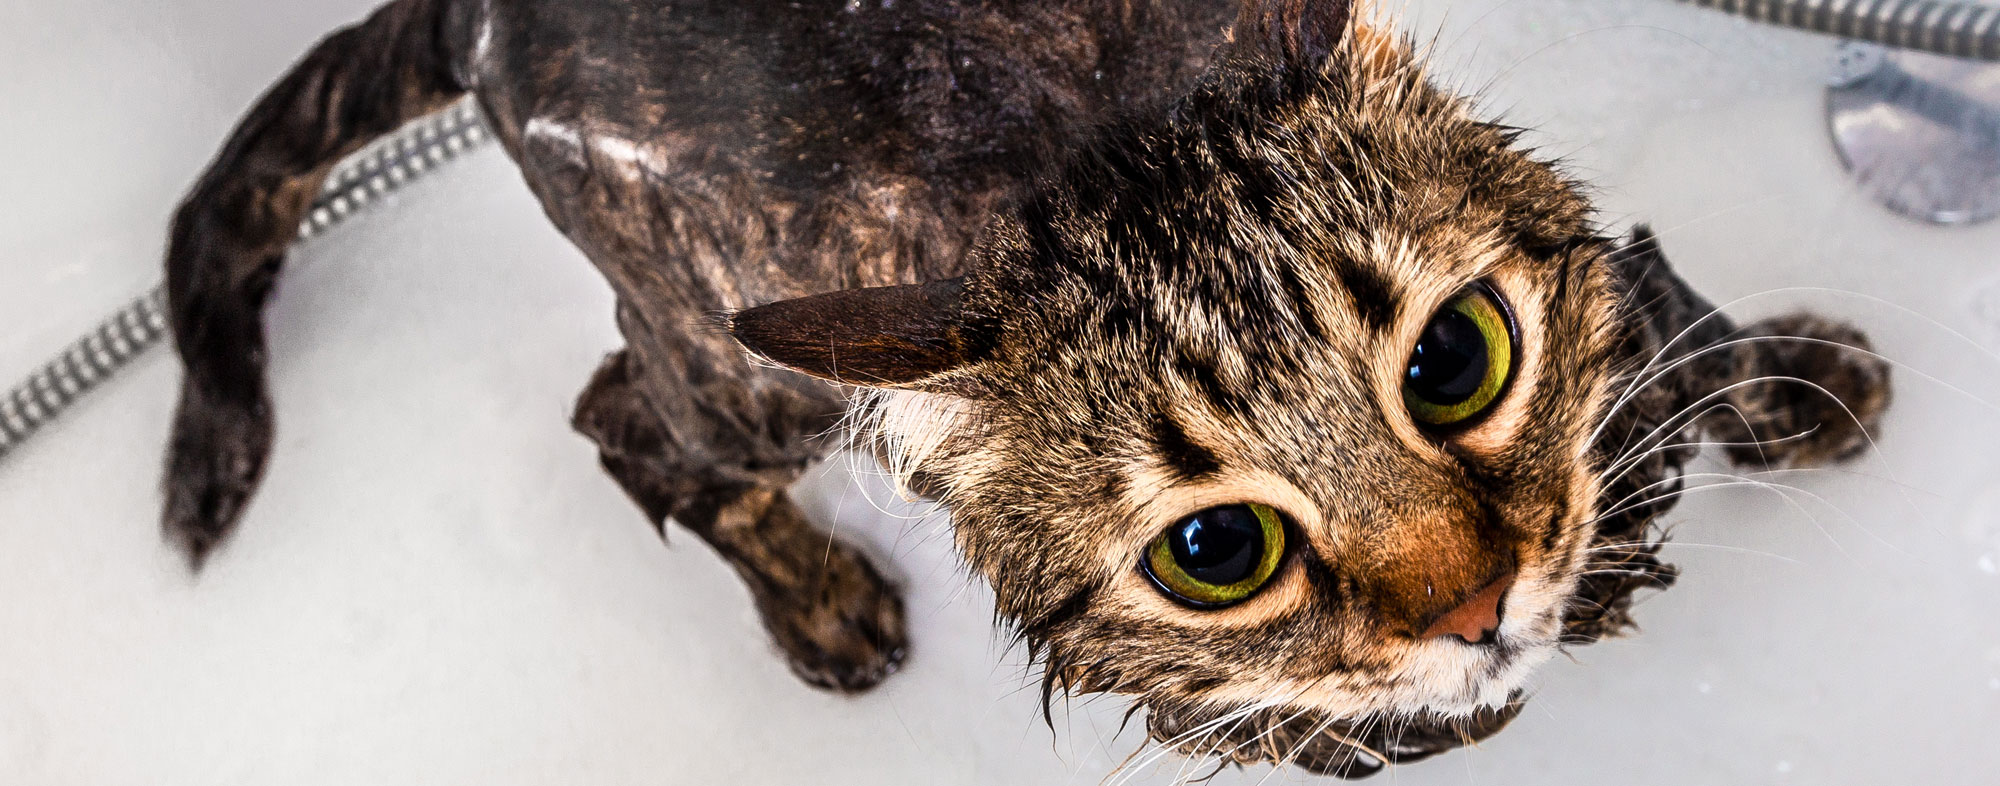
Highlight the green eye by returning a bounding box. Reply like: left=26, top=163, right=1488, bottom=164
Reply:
left=1142, top=503, right=1288, bottom=608
left=1403, top=285, right=1515, bottom=427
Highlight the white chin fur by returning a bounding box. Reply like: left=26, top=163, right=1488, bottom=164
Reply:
left=1394, top=562, right=1575, bottom=717
left=1346, top=562, right=1574, bottom=719
left=1387, top=636, right=1553, bottom=718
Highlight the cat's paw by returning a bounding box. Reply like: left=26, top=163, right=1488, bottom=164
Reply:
left=1715, top=313, right=1891, bottom=468
left=754, top=540, right=909, bottom=694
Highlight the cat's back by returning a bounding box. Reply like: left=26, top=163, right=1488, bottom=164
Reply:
left=471, top=0, right=1234, bottom=197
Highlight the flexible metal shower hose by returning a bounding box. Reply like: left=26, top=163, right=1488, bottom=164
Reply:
left=1679, top=0, right=2000, bottom=60
left=0, top=99, right=490, bottom=462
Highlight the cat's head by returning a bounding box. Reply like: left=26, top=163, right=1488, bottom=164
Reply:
left=731, top=0, right=1630, bottom=775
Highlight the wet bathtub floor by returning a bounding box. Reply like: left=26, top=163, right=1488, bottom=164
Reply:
left=2, top=1, right=1997, bottom=783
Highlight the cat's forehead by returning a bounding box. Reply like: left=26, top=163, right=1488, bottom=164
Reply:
left=1016, top=58, right=1592, bottom=334
left=973, top=42, right=1603, bottom=483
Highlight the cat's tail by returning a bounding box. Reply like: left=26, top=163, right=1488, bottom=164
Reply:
left=162, top=0, right=474, bottom=568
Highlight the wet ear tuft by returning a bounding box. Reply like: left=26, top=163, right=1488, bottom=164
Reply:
left=1235, top=0, right=1353, bottom=62
left=728, top=277, right=987, bottom=390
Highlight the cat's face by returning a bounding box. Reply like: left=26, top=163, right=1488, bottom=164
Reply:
left=732, top=0, right=1624, bottom=774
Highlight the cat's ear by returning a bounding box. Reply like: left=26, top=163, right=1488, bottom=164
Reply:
left=1234, top=0, right=1354, bottom=62
left=727, top=277, right=991, bottom=392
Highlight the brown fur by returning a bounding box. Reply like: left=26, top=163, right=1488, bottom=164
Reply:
left=159, top=0, right=1891, bottom=775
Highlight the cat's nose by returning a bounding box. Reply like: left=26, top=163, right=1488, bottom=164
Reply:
left=1420, top=571, right=1514, bottom=644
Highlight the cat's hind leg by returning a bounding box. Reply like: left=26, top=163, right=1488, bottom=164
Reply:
left=160, top=0, right=474, bottom=567
left=572, top=351, right=908, bottom=693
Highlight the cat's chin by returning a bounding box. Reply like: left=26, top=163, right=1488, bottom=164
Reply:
left=1343, top=630, right=1555, bottom=722
left=1375, top=563, right=1572, bottom=716
left=1144, top=687, right=1530, bottom=779
left=1137, top=603, right=1565, bottom=776
left=1405, top=633, right=1556, bottom=716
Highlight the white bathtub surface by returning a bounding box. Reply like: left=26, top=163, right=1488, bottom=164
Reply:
left=1, top=1, right=1997, bottom=784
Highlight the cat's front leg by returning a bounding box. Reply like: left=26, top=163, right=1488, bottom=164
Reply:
left=572, top=350, right=908, bottom=693
left=672, top=484, right=909, bottom=692
left=1702, top=313, right=1891, bottom=467
left=1610, top=226, right=1893, bottom=471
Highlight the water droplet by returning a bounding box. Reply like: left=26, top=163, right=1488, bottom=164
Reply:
left=1776, top=760, right=1793, bottom=774
left=1697, top=682, right=1712, bottom=694
left=1980, top=554, right=1998, bottom=574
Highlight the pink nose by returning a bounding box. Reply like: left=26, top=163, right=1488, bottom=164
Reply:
left=1420, top=572, right=1514, bottom=644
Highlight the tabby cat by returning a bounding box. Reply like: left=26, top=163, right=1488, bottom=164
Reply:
left=160, top=0, right=1890, bottom=775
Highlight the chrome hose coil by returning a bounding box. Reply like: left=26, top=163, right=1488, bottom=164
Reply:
left=0, top=291, right=169, bottom=457
left=0, top=99, right=489, bottom=462
left=1680, top=0, right=2000, bottom=61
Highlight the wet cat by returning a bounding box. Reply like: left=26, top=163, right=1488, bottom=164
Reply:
left=160, top=0, right=1890, bottom=776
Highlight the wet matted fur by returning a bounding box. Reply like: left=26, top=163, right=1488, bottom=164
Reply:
left=159, top=0, right=1891, bottom=776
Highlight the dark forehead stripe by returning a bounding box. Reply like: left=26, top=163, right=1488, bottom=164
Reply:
left=1333, top=257, right=1397, bottom=331
left=1172, top=351, right=1249, bottom=416
left=1149, top=412, right=1222, bottom=481
left=1272, top=262, right=1329, bottom=343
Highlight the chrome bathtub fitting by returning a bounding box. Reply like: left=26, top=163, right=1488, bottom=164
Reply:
left=1827, top=40, right=2000, bottom=225
left=1676, top=0, right=2000, bottom=225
